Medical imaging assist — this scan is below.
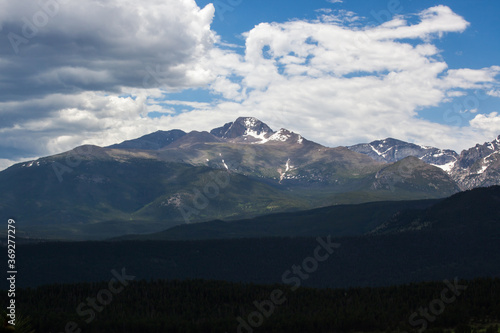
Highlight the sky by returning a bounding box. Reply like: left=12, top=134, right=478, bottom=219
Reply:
left=1, top=0, right=500, bottom=170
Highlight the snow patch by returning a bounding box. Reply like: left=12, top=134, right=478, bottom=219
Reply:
left=369, top=144, right=383, bottom=156
left=245, top=129, right=268, bottom=142
left=477, top=164, right=488, bottom=174
left=381, top=146, right=393, bottom=157
left=476, top=151, right=499, bottom=174
left=257, top=129, right=291, bottom=144
left=432, top=152, right=445, bottom=158
left=269, top=129, right=291, bottom=142
left=243, top=117, right=258, bottom=129
left=432, top=160, right=456, bottom=173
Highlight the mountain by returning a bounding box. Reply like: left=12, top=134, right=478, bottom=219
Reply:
left=348, top=137, right=459, bottom=169
left=210, top=116, right=274, bottom=143
left=349, top=135, right=500, bottom=190
left=107, top=129, right=186, bottom=149
left=0, top=117, right=462, bottom=240
left=449, top=135, right=500, bottom=190
left=369, top=156, right=459, bottom=194
left=0, top=150, right=311, bottom=240
left=166, top=130, right=222, bottom=148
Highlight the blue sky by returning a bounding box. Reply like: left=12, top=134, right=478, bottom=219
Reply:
left=0, top=0, right=499, bottom=170
left=201, top=0, right=500, bottom=67
left=195, top=0, right=500, bottom=126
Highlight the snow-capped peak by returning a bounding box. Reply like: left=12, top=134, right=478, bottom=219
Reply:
left=243, top=117, right=259, bottom=129
left=210, top=117, right=274, bottom=140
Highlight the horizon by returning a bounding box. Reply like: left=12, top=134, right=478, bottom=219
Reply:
left=3, top=115, right=500, bottom=171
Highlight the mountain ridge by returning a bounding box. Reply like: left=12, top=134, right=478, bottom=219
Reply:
left=1, top=116, right=498, bottom=240
left=349, top=134, right=500, bottom=190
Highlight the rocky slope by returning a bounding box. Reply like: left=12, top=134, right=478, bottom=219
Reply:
left=348, top=138, right=458, bottom=170
left=350, top=135, right=500, bottom=190
left=449, top=135, right=500, bottom=190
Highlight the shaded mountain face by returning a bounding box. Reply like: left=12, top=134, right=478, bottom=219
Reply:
left=371, top=185, right=500, bottom=235
left=119, top=185, right=500, bottom=242
left=117, top=198, right=440, bottom=241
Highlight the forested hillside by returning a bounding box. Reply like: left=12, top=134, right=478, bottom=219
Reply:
left=2, top=278, right=499, bottom=333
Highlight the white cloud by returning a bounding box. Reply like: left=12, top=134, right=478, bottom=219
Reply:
left=488, top=90, right=500, bottom=97
left=443, top=67, right=500, bottom=89
left=0, top=0, right=216, bottom=97
left=195, top=5, right=498, bottom=151
left=470, top=112, right=500, bottom=136
left=327, top=0, right=343, bottom=3
left=319, top=9, right=361, bottom=24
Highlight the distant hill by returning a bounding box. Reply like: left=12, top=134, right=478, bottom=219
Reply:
left=119, top=185, right=500, bottom=242
left=9, top=186, right=500, bottom=290
left=372, top=185, right=500, bottom=235
left=117, top=198, right=439, bottom=241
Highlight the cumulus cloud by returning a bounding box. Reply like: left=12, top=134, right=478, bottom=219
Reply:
left=0, top=0, right=216, bottom=100
left=470, top=112, right=500, bottom=136
left=0, top=0, right=218, bottom=164
left=0, top=3, right=500, bottom=170
left=488, top=90, right=500, bottom=98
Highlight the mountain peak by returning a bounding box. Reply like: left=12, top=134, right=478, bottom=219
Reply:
left=210, top=117, right=274, bottom=141
left=234, top=117, right=264, bottom=129
left=457, top=134, right=500, bottom=167
left=348, top=138, right=458, bottom=167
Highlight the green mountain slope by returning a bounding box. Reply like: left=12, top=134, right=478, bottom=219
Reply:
left=0, top=148, right=309, bottom=240
left=118, top=198, right=439, bottom=241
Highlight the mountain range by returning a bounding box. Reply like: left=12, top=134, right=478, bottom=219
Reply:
left=0, top=116, right=498, bottom=240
